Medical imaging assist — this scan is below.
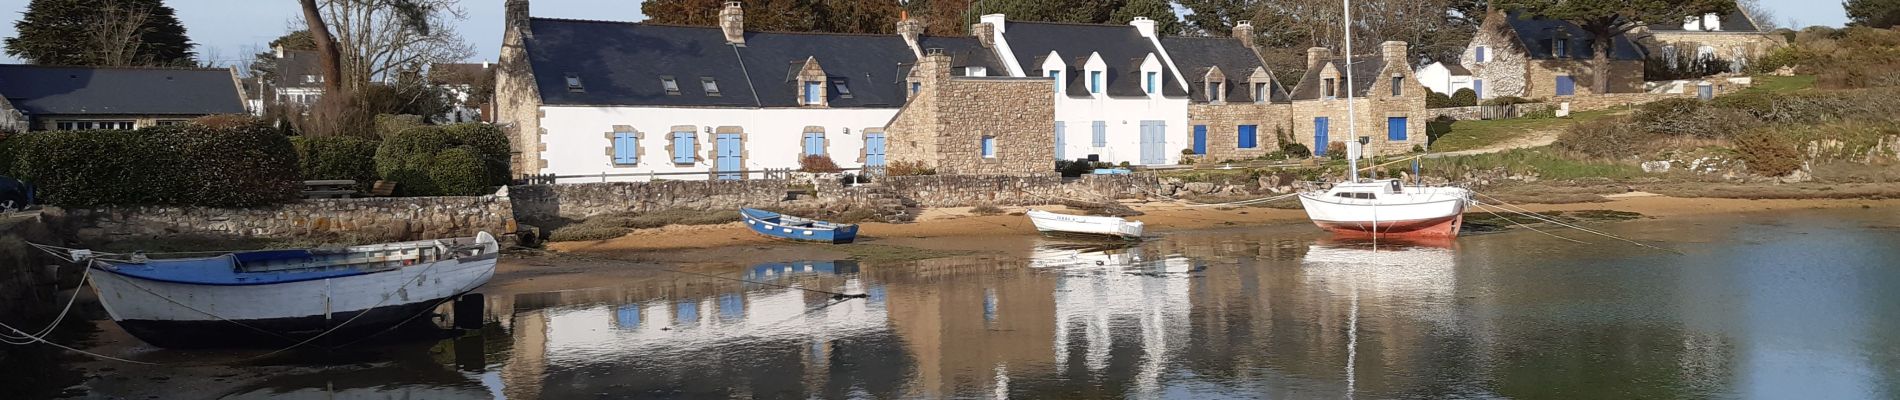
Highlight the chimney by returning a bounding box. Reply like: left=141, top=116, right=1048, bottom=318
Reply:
left=1307, top=47, right=1331, bottom=70
left=506, top=0, right=530, bottom=36
left=274, top=44, right=285, bottom=58
left=898, top=19, right=923, bottom=57
left=1233, top=20, right=1255, bottom=49
left=981, top=14, right=1008, bottom=33
left=971, top=22, right=995, bottom=48
left=719, top=1, right=745, bottom=46
left=1129, top=16, right=1157, bottom=37
left=1381, top=41, right=1408, bottom=66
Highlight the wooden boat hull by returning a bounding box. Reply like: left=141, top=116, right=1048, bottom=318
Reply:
left=1027, top=209, right=1144, bottom=239
left=741, top=208, right=859, bottom=244
left=87, top=252, right=498, bottom=348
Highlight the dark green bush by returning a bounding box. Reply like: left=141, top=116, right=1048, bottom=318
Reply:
left=1450, top=88, right=1478, bottom=107
left=292, top=135, right=380, bottom=186
left=429, top=147, right=490, bottom=196
left=374, top=114, right=425, bottom=139
left=1734, top=130, right=1802, bottom=176
left=1057, top=159, right=1093, bottom=177
left=9, top=123, right=299, bottom=207
left=374, top=123, right=511, bottom=196
left=1482, top=96, right=1540, bottom=106
left=1708, top=91, right=1776, bottom=118
left=1426, top=91, right=1456, bottom=109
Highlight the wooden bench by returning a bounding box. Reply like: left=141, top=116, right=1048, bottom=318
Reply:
left=303, top=180, right=358, bottom=199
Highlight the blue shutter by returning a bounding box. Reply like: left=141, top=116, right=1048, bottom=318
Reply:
left=1146, top=72, right=1157, bottom=94
left=1314, top=117, right=1330, bottom=156
left=1388, top=117, right=1408, bottom=141
left=673, top=131, right=695, bottom=164
left=802, top=132, right=824, bottom=156
left=1238, top=125, right=1258, bottom=149
left=1090, top=71, right=1102, bottom=93
left=805, top=81, right=822, bottom=104
left=1556, top=76, right=1575, bottom=96
left=1192, top=125, right=1207, bottom=155
left=613, top=132, right=637, bottom=165
left=1476, top=46, right=1487, bottom=62
left=981, top=136, right=996, bottom=158
left=1474, top=79, right=1484, bottom=98
left=676, top=301, right=698, bottom=325
left=1049, top=70, right=1061, bottom=93
left=615, top=304, right=640, bottom=330
left=1091, top=121, right=1106, bottom=147
left=1055, top=122, right=1067, bottom=160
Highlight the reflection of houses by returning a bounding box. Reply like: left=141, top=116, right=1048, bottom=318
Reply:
left=1635, top=10, right=1783, bottom=73
left=1031, top=243, right=1193, bottom=397
left=1462, top=10, right=1647, bottom=99
left=0, top=64, right=246, bottom=131
left=875, top=256, right=1057, bottom=398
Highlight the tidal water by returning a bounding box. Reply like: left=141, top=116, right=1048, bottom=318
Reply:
left=65, top=208, right=1900, bottom=399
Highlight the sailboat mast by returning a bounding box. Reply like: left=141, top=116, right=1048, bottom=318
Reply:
left=1342, top=0, right=1359, bottom=183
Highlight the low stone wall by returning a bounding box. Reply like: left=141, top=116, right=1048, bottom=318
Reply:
left=1426, top=103, right=1557, bottom=121
left=510, top=174, right=1165, bottom=224
left=42, top=195, right=516, bottom=243
left=1562, top=92, right=1697, bottom=112
left=868, top=175, right=1157, bottom=207
left=510, top=180, right=796, bottom=223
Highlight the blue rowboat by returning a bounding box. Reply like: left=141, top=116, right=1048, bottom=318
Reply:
left=740, top=208, right=859, bottom=244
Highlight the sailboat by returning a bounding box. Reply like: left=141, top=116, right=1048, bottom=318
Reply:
left=1296, top=0, right=1471, bottom=239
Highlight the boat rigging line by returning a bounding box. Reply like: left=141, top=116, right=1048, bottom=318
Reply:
left=1470, top=192, right=1683, bottom=255
left=557, top=252, right=869, bottom=300
left=1470, top=202, right=1589, bottom=244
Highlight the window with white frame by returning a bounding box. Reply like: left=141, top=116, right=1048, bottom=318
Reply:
left=1089, top=71, right=1103, bottom=94
left=1047, top=70, right=1062, bottom=93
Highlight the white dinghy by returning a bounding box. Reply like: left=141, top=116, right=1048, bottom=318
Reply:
left=1026, top=209, right=1144, bottom=240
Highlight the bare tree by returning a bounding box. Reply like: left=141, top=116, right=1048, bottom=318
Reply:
left=88, top=1, right=155, bottom=67
left=314, top=0, right=475, bottom=91
left=1738, top=0, right=1778, bottom=30
left=300, top=0, right=345, bottom=94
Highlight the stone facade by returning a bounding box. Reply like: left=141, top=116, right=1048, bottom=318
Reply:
left=496, top=0, right=545, bottom=179
left=1463, top=11, right=1645, bottom=100
left=41, top=195, right=517, bottom=243
left=886, top=52, right=1056, bottom=176
left=1639, top=30, right=1786, bottom=70
left=1189, top=102, right=1293, bottom=161
left=1522, top=59, right=1645, bottom=98
left=1289, top=43, right=1431, bottom=156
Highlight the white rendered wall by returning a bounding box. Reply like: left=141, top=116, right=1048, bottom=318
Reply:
left=1051, top=94, right=1190, bottom=166
left=539, top=106, right=899, bottom=183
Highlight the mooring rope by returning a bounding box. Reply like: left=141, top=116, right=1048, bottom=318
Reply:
left=1470, top=202, right=1589, bottom=244
left=0, top=263, right=89, bottom=345
left=1470, top=192, right=1682, bottom=255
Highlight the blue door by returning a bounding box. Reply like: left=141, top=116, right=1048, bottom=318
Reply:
left=1388, top=117, right=1408, bottom=141
left=1139, top=121, right=1166, bottom=165
left=715, top=133, right=742, bottom=180
left=1192, top=125, right=1207, bottom=155
left=1555, top=76, right=1576, bottom=96
left=1473, top=79, right=1484, bottom=99
left=1314, top=117, right=1330, bottom=157
left=1055, top=122, right=1067, bottom=160
left=864, top=132, right=886, bottom=167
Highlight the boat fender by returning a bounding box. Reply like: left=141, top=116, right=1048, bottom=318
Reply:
left=454, top=293, right=484, bottom=330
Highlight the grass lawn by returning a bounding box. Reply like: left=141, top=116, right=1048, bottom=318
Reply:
left=1737, top=75, right=1817, bottom=95
left=1428, top=109, right=1618, bottom=153
left=1418, top=147, right=1644, bottom=180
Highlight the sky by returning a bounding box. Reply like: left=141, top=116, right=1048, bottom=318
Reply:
left=0, top=0, right=1850, bottom=67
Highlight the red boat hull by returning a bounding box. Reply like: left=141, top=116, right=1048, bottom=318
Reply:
left=1312, top=213, right=1463, bottom=238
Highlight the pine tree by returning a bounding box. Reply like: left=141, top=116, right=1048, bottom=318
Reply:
left=3, top=0, right=197, bottom=66
left=1111, top=0, right=1185, bottom=35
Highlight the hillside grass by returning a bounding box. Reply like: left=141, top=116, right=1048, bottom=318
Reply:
left=1429, top=109, right=1618, bottom=153
left=1738, top=75, right=1817, bottom=95
left=1419, top=147, right=1645, bottom=180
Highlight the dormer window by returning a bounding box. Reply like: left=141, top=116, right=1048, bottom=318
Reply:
left=1392, top=75, right=1404, bottom=96
left=1554, top=38, right=1569, bottom=58
left=701, top=76, right=721, bottom=97
left=661, top=76, right=680, bottom=95
left=1145, top=72, right=1158, bottom=94
left=1323, top=78, right=1336, bottom=98
left=966, top=66, right=988, bottom=77
left=565, top=73, right=584, bottom=92
left=1254, top=83, right=1267, bottom=103
left=1089, top=71, right=1103, bottom=94
left=1047, top=70, right=1062, bottom=93
left=833, top=79, right=853, bottom=99
left=803, top=80, right=822, bottom=104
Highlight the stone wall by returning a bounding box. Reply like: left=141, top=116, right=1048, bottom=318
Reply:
left=1465, top=15, right=1529, bottom=99
left=495, top=0, right=545, bottom=178
left=42, top=195, right=517, bottom=243
left=1425, top=103, right=1557, bottom=121
left=887, top=52, right=1057, bottom=176
left=866, top=175, right=1156, bottom=207
left=1524, top=59, right=1646, bottom=98
left=1561, top=92, right=1697, bottom=112
left=1188, top=102, right=1294, bottom=161
left=1641, top=31, right=1786, bottom=66
left=510, top=180, right=795, bottom=223
left=0, top=213, right=57, bottom=333
left=510, top=174, right=1162, bottom=223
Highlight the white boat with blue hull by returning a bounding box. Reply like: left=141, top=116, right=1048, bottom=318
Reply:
left=79, top=232, right=500, bottom=348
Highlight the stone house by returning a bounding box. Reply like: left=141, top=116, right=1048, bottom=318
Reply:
left=977, top=15, right=1194, bottom=166
left=0, top=64, right=246, bottom=131
left=261, top=46, right=326, bottom=108
left=428, top=62, right=495, bottom=123
left=494, top=0, right=1004, bottom=182
left=1168, top=22, right=1294, bottom=162
left=885, top=49, right=1055, bottom=176
left=1415, top=61, right=1474, bottom=96
left=1286, top=42, right=1430, bottom=157
left=1635, top=10, right=1783, bottom=73
left=1462, top=10, right=1647, bottom=100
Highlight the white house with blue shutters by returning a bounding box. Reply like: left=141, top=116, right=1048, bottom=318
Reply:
left=495, top=1, right=1004, bottom=182
left=977, top=15, right=1193, bottom=166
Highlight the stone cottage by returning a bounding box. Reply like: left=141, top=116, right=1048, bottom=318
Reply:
left=1635, top=10, right=1783, bottom=73
left=1286, top=42, right=1429, bottom=157
left=1169, top=21, right=1294, bottom=162
left=1461, top=10, right=1647, bottom=100
left=884, top=49, right=1055, bottom=176
left=0, top=64, right=246, bottom=131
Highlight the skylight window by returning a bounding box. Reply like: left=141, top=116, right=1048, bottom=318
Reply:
left=661, top=76, right=680, bottom=95
left=564, top=73, right=584, bottom=92
left=833, top=79, right=853, bottom=98
left=701, top=77, right=721, bottom=96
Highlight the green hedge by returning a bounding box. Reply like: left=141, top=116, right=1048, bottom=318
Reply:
left=292, top=135, right=380, bottom=186
left=4, top=123, right=299, bottom=207
left=374, top=123, right=510, bottom=196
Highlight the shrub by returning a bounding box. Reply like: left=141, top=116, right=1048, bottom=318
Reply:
left=429, top=147, right=491, bottom=196
left=1733, top=130, right=1803, bottom=176
left=1555, top=116, right=1656, bottom=160
left=9, top=124, right=299, bottom=207
left=1326, top=142, right=1347, bottom=160
left=1708, top=90, right=1776, bottom=118
left=374, top=123, right=511, bottom=196
left=1426, top=91, right=1456, bottom=109
left=1280, top=142, right=1312, bottom=159
left=1450, top=88, right=1478, bottom=107
left=798, top=154, right=843, bottom=173
left=886, top=160, right=936, bottom=176
left=374, top=114, right=426, bottom=139
left=292, top=135, right=380, bottom=186
left=1482, top=96, right=1540, bottom=106
left=1057, top=159, right=1093, bottom=177
left=1751, top=46, right=1809, bottom=74
left=191, top=114, right=265, bottom=130
left=970, top=203, right=1004, bottom=216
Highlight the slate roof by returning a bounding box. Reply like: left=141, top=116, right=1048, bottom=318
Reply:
left=0, top=64, right=244, bottom=115
left=1002, top=21, right=1187, bottom=98
left=272, top=49, right=323, bottom=88
left=526, top=18, right=955, bottom=108
left=1440, top=62, right=1472, bottom=76
left=1500, top=11, right=1646, bottom=61
left=1648, top=10, right=1759, bottom=32
left=914, top=36, right=1007, bottom=75
left=1160, top=36, right=1286, bottom=103
left=1287, top=56, right=1389, bottom=101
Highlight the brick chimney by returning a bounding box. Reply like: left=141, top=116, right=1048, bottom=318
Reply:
left=1233, top=20, right=1254, bottom=49
left=971, top=22, right=995, bottom=48
left=506, top=0, right=531, bottom=38
left=1381, top=41, right=1408, bottom=67
left=719, top=1, right=744, bottom=46
left=1307, top=47, right=1331, bottom=70
left=898, top=18, right=923, bottom=57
